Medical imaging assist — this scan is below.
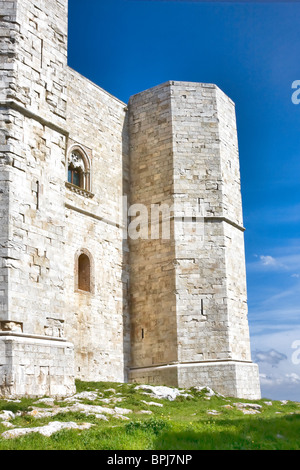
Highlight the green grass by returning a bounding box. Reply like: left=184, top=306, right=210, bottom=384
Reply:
left=0, top=380, right=299, bottom=450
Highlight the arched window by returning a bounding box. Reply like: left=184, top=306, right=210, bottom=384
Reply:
left=67, top=148, right=91, bottom=192
left=78, top=253, right=91, bottom=292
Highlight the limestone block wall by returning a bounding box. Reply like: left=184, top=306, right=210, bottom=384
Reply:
left=0, top=2, right=17, bottom=326
left=169, top=82, right=252, bottom=365
left=129, top=82, right=235, bottom=373
left=0, top=106, right=68, bottom=341
left=129, top=82, right=258, bottom=397
left=170, top=82, right=229, bottom=364
left=215, top=88, right=251, bottom=361
left=0, top=165, right=9, bottom=324
left=65, top=68, right=130, bottom=382
left=0, top=108, right=67, bottom=336
left=0, top=335, right=75, bottom=398
left=224, top=223, right=251, bottom=361
left=0, top=0, right=17, bottom=101
left=0, top=0, right=130, bottom=391
left=0, top=110, right=11, bottom=324
left=216, top=86, right=244, bottom=226
left=128, top=82, right=178, bottom=371
left=176, top=361, right=260, bottom=399
left=0, top=0, right=260, bottom=398
left=7, top=0, right=68, bottom=126
left=0, top=0, right=68, bottom=336
left=0, top=104, right=74, bottom=398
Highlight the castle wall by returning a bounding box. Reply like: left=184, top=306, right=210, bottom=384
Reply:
left=172, top=82, right=252, bottom=364
left=0, top=163, right=10, bottom=326
left=0, top=101, right=76, bottom=396
left=0, top=0, right=17, bottom=102
left=4, top=113, right=67, bottom=335
left=0, top=0, right=75, bottom=397
left=0, top=0, right=68, bottom=333
left=0, top=0, right=260, bottom=398
left=128, top=83, right=178, bottom=374
left=0, top=0, right=130, bottom=394
left=8, top=0, right=68, bottom=126
left=129, top=82, right=260, bottom=398
left=215, top=88, right=252, bottom=361
left=0, top=0, right=18, bottom=327
left=64, top=68, right=130, bottom=382
left=171, top=82, right=230, bottom=364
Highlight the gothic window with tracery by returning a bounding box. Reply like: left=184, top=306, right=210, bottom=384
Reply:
left=66, top=147, right=93, bottom=198
left=68, top=150, right=88, bottom=189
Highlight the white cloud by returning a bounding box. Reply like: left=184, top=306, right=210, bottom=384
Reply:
left=286, top=373, right=300, bottom=384
left=247, top=244, right=300, bottom=274
left=260, top=255, right=278, bottom=267
left=250, top=328, right=300, bottom=401
left=253, top=349, right=287, bottom=367
left=259, top=372, right=300, bottom=387
left=245, top=242, right=300, bottom=400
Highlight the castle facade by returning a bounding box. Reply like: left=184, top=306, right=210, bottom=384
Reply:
left=0, top=0, right=260, bottom=399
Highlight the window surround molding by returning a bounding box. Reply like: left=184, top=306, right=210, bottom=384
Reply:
left=66, top=143, right=94, bottom=198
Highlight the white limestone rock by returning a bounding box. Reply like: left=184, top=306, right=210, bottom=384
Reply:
left=2, top=421, right=94, bottom=439
left=135, top=385, right=191, bottom=401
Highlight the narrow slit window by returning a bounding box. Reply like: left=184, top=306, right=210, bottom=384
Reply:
left=78, top=253, right=91, bottom=292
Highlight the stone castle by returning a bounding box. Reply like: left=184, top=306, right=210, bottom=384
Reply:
left=0, top=0, right=261, bottom=399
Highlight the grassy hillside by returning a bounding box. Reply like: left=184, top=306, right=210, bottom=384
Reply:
left=0, top=380, right=299, bottom=450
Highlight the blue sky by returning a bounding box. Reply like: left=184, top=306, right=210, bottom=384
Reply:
left=68, top=0, right=300, bottom=401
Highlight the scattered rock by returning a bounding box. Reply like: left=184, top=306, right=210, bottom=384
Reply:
left=233, top=403, right=262, bottom=411
left=1, top=421, right=15, bottom=428
left=141, top=400, right=164, bottom=408
left=0, top=383, right=293, bottom=442
left=63, top=391, right=100, bottom=403
left=34, top=398, right=55, bottom=406
left=240, top=409, right=261, bottom=415
left=101, top=397, right=124, bottom=404
left=2, top=421, right=94, bottom=440
left=28, top=408, right=56, bottom=419
left=193, top=386, right=220, bottom=397
left=0, top=410, right=15, bottom=421
left=114, top=407, right=133, bottom=416
left=207, top=410, right=220, bottom=415
left=26, top=402, right=132, bottom=421
left=135, top=385, right=191, bottom=401
left=233, top=403, right=262, bottom=414
left=222, top=405, right=233, bottom=410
